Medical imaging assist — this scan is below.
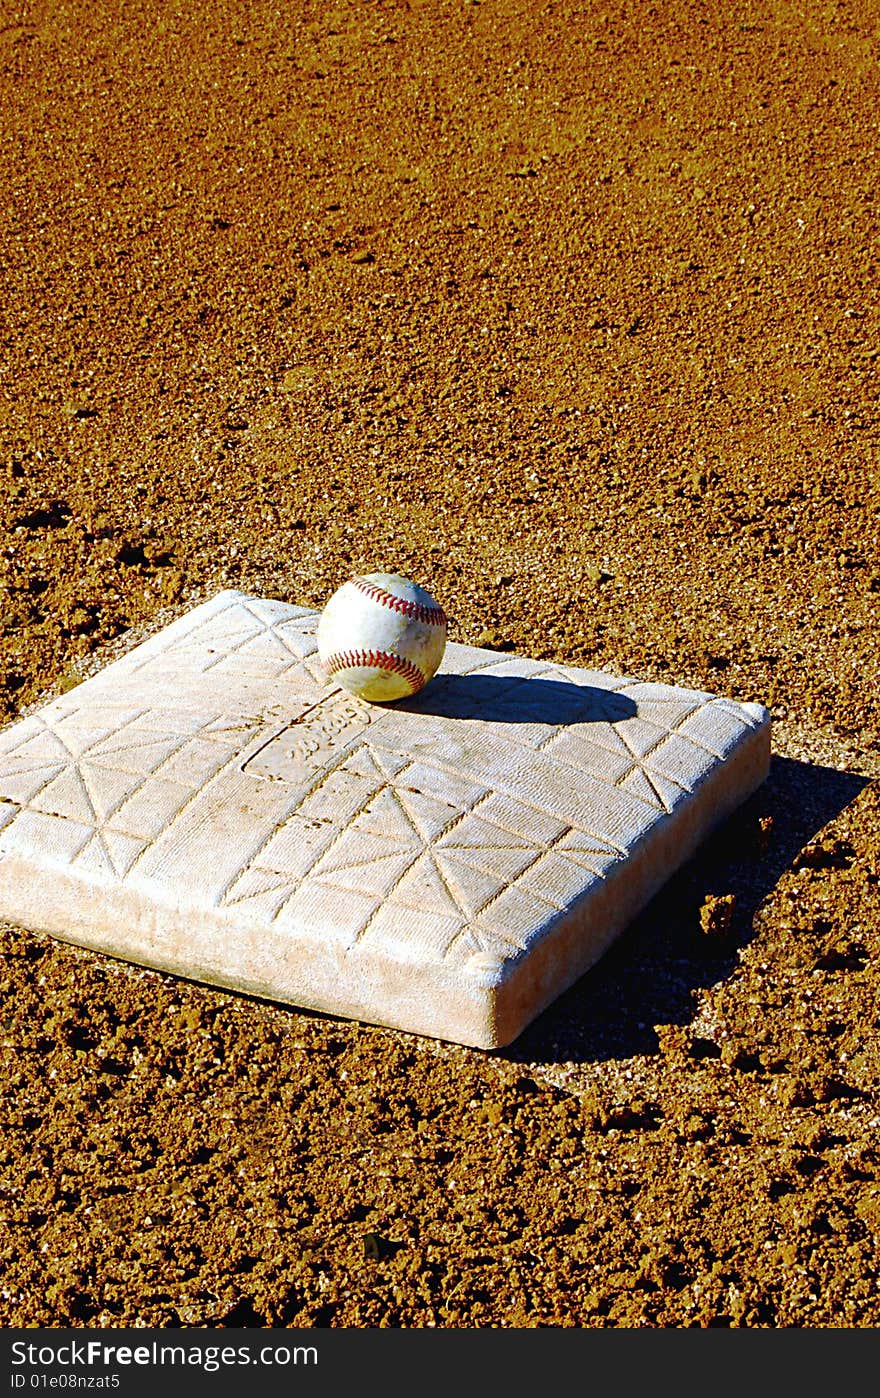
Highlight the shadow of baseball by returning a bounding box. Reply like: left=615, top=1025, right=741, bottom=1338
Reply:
left=396, top=671, right=638, bottom=726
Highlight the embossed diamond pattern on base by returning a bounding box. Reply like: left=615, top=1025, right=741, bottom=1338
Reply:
left=0, top=591, right=771, bottom=1047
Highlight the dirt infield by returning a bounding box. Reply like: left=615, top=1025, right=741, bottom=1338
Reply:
left=1, top=0, right=878, bottom=1326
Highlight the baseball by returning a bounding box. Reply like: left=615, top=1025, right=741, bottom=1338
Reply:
left=317, top=572, right=447, bottom=703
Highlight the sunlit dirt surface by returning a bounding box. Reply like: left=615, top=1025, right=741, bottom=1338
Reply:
left=1, top=0, right=878, bottom=1326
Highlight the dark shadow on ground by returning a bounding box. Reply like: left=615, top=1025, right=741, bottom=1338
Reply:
left=500, top=753, right=870, bottom=1067
left=398, top=672, right=637, bottom=725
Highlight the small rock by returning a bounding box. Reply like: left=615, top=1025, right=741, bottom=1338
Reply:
left=813, top=1073, right=860, bottom=1103
left=64, top=604, right=97, bottom=636
left=63, top=397, right=97, bottom=420
left=57, top=664, right=83, bottom=694
left=792, top=837, right=855, bottom=872
left=699, top=892, right=736, bottom=939
left=757, top=814, right=774, bottom=856
left=585, top=562, right=613, bottom=587
left=855, top=1193, right=880, bottom=1234
left=680, top=1110, right=714, bottom=1142
left=606, top=1098, right=659, bottom=1132
left=654, top=1023, right=690, bottom=1060
left=686, top=465, right=707, bottom=494
left=780, top=1077, right=814, bottom=1109
left=580, top=1090, right=611, bottom=1132
left=281, top=367, right=317, bottom=393
left=721, top=1041, right=761, bottom=1071
left=160, top=569, right=184, bottom=603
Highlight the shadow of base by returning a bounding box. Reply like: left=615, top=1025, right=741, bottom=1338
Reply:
left=501, top=753, right=870, bottom=1067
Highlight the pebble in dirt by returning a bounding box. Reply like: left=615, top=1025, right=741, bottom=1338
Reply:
left=0, top=590, right=769, bottom=1047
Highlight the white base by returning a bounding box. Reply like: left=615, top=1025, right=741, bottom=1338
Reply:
left=0, top=591, right=770, bottom=1047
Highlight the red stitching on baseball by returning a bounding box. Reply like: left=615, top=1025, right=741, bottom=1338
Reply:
left=323, top=649, right=427, bottom=692
left=350, top=578, right=447, bottom=628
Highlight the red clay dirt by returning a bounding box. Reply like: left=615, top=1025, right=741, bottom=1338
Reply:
left=1, top=0, right=878, bottom=1326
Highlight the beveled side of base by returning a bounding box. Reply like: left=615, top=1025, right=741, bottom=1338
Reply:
left=0, top=590, right=770, bottom=1047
